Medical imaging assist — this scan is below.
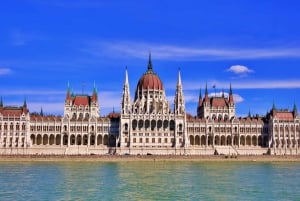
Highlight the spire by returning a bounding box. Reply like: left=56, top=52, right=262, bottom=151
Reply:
left=199, top=87, right=202, bottom=99
left=147, top=52, right=153, bottom=71
left=248, top=109, right=251, bottom=118
left=0, top=97, right=3, bottom=107
left=293, top=102, right=298, bottom=117
left=122, top=66, right=131, bottom=114
left=66, top=82, right=71, bottom=101
left=93, top=81, right=97, bottom=94
left=125, top=66, right=129, bottom=85
left=197, top=87, right=203, bottom=118
left=229, top=83, right=234, bottom=104
left=222, top=88, right=225, bottom=98
left=177, top=68, right=182, bottom=86
left=40, top=107, right=44, bottom=116
left=272, top=101, right=276, bottom=110
left=204, top=82, right=209, bottom=103
left=92, top=81, right=98, bottom=102
left=23, top=97, right=27, bottom=108
left=174, top=69, right=185, bottom=115
left=67, top=81, right=70, bottom=92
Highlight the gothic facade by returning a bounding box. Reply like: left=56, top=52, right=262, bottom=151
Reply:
left=0, top=56, right=299, bottom=155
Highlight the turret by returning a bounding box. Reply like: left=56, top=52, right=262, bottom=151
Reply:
left=293, top=102, right=298, bottom=117
left=204, top=82, right=209, bottom=104
left=174, top=69, right=185, bottom=115
left=229, top=83, right=234, bottom=104
left=121, top=66, right=131, bottom=115
left=197, top=88, right=203, bottom=117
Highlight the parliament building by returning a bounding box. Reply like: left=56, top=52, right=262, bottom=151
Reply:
left=0, top=55, right=299, bottom=155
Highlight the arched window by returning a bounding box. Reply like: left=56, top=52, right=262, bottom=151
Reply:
left=179, top=124, right=183, bottom=131
left=151, top=120, right=156, bottom=131
left=124, top=123, right=128, bottom=131
left=132, top=120, right=137, bottom=130
left=170, top=120, right=175, bottom=131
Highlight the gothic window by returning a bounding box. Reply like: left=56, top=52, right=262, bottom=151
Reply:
left=179, top=124, right=183, bottom=131
left=138, top=120, right=143, bottom=129
left=151, top=120, right=156, bottom=131
left=224, top=115, right=228, bottom=121
left=170, top=120, right=175, bottom=131
left=157, top=120, right=162, bottom=129
left=124, top=123, right=128, bottom=131
left=218, top=114, right=222, bottom=121
left=132, top=120, right=137, bottom=130
left=163, top=120, right=169, bottom=130
left=145, top=120, right=150, bottom=129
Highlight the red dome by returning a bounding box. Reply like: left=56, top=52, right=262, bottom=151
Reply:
left=137, top=71, right=163, bottom=90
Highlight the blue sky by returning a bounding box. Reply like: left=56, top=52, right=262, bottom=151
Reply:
left=1, top=0, right=300, bottom=116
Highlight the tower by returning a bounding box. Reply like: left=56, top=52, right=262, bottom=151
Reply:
left=174, top=69, right=185, bottom=115
left=121, top=67, right=131, bottom=115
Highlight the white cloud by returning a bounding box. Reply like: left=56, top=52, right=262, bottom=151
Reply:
left=84, top=40, right=300, bottom=60
left=208, top=92, right=244, bottom=103
left=226, top=65, right=254, bottom=75
left=0, top=68, right=12, bottom=75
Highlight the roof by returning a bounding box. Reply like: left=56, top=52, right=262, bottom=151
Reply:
left=274, top=111, right=294, bottom=120
left=137, top=72, right=163, bottom=91
left=0, top=106, right=28, bottom=116
left=211, top=97, right=227, bottom=107
left=107, top=112, right=120, bottom=119
left=73, top=96, right=90, bottom=106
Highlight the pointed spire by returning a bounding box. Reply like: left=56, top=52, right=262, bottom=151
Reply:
left=222, top=88, right=224, bottom=98
left=125, top=66, right=129, bottom=85
left=204, top=82, right=209, bottom=103
left=92, top=81, right=98, bottom=102
left=198, top=87, right=203, bottom=107
left=66, top=82, right=71, bottom=101
left=248, top=109, right=251, bottom=118
left=272, top=101, right=276, bottom=110
left=0, top=97, right=3, bottom=107
left=40, top=107, right=44, bottom=116
left=199, top=87, right=202, bottom=99
left=147, top=52, right=153, bottom=71
left=67, top=81, right=70, bottom=92
left=23, top=97, right=27, bottom=108
left=177, top=68, right=182, bottom=86
left=229, top=83, right=234, bottom=104
left=293, top=102, right=298, bottom=117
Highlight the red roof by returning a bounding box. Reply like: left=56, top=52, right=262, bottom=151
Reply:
left=137, top=72, right=163, bottom=90
left=274, top=112, right=294, bottom=120
left=0, top=107, right=28, bottom=116
left=73, top=96, right=89, bottom=106
left=211, top=97, right=227, bottom=107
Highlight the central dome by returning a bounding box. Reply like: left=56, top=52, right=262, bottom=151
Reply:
left=136, top=54, right=163, bottom=90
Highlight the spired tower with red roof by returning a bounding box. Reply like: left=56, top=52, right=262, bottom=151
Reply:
left=64, top=83, right=99, bottom=120
left=197, top=83, right=235, bottom=121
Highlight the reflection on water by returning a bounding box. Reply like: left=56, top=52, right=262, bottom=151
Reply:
left=0, top=161, right=299, bottom=200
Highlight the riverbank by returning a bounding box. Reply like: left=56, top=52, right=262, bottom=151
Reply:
left=0, top=154, right=300, bottom=162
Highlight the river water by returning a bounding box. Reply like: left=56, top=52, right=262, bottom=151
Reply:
left=0, top=161, right=299, bottom=200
